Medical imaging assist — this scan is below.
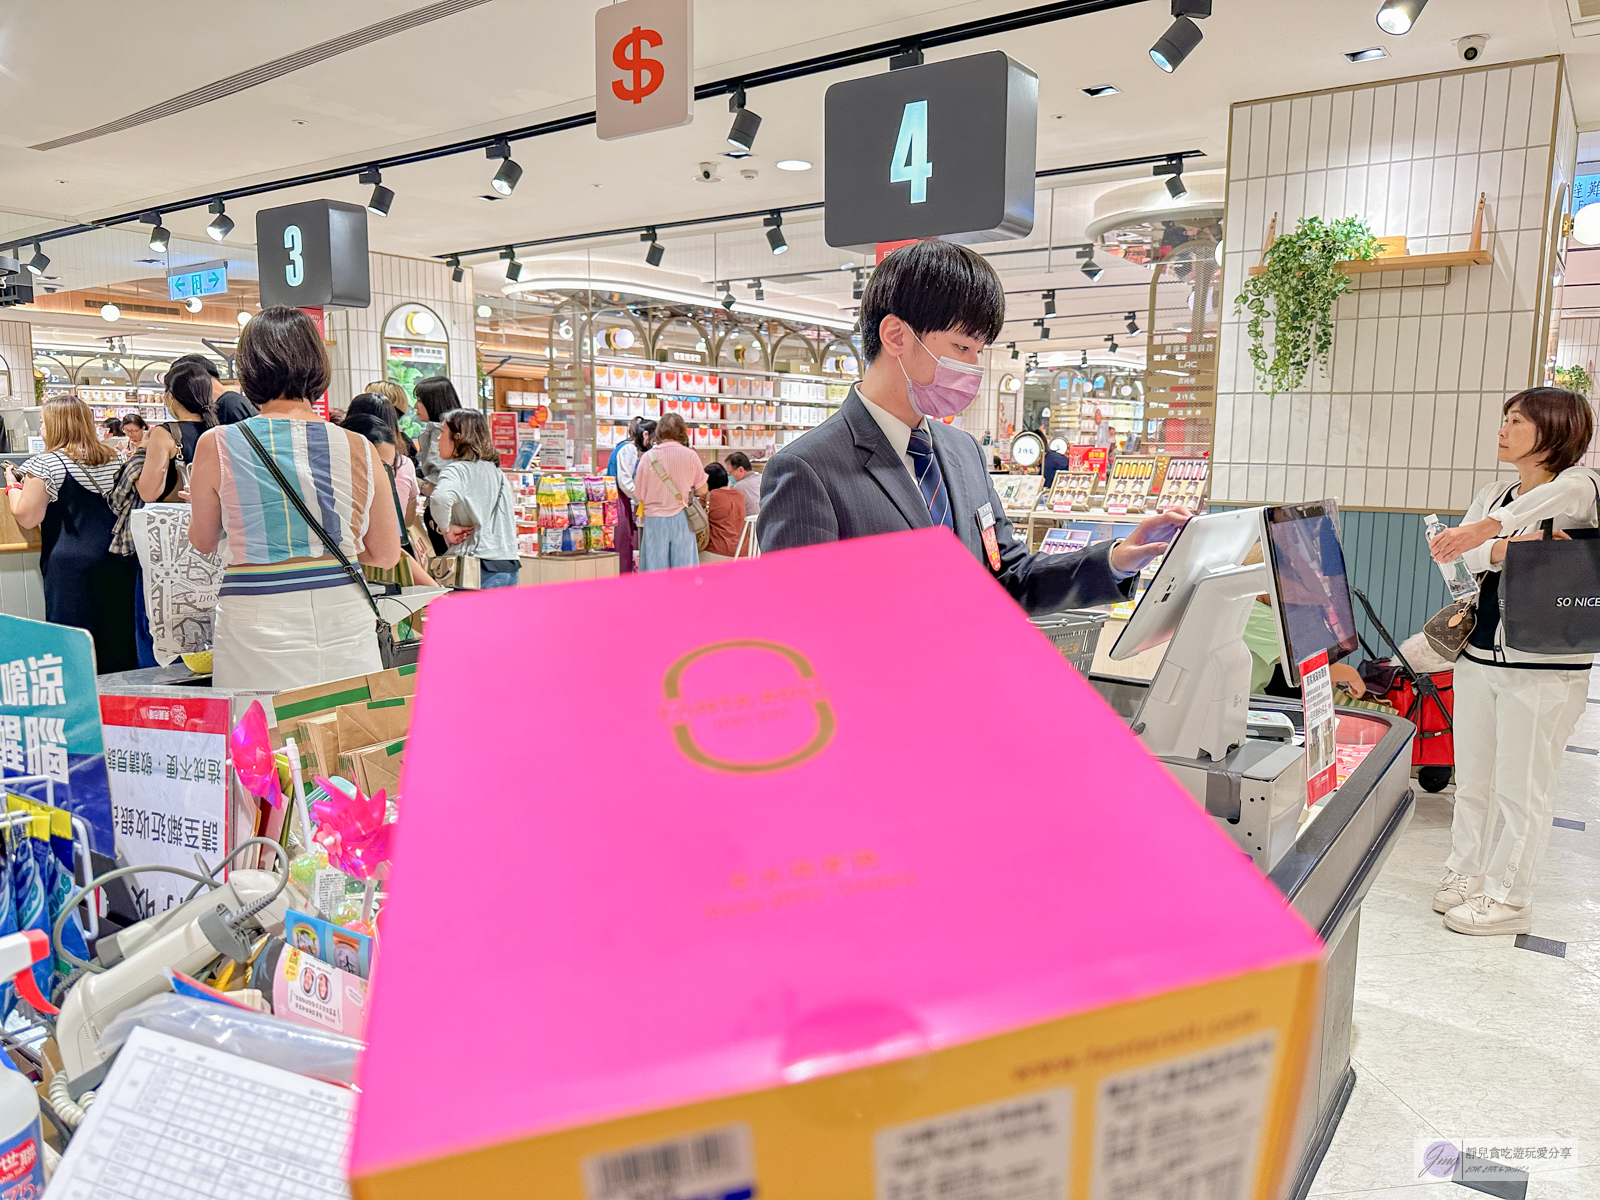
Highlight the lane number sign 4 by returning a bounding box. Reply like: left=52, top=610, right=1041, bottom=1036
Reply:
left=891, top=101, right=932, bottom=204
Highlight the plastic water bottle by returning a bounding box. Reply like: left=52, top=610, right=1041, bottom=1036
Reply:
left=0, top=1055, right=45, bottom=1196
left=1424, top=514, right=1478, bottom=602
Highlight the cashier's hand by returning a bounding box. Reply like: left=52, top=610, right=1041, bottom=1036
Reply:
left=1428, top=517, right=1501, bottom=562
left=445, top=524, right=474, bottom=546
left=1109, top=507, right=1191, bottom=575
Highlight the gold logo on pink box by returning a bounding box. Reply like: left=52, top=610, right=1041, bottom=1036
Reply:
left=660, top=639, right=834, bottom=774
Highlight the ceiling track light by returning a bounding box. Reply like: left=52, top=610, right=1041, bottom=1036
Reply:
left=447, top=254, right=464, bottom=284
left=1153, top=157, right=1188, bottom=199
left=1034, top=318, right=1050, bottom=340
left=1376, top=0, right=1427, bottom=35
left=720, top=283, right=736, bottom=311
left=727, top=85, right=762, bottom=152
left=205, top=198, right=235, bottom=242
left=1080, top=350, right=1089, bottom=367
left=851, top=268, right=865, bottom=300
left=1010, top=343, right=1019, bottom=360
left=751, top=278, right=765, bottom=301
left=499, top=247, right=522, bottom=282
left=641, top=227, right=665, bottom=267
left=1081, top=257, right=1104, bottom=282
left=360, top=167, right=393, bottom=217
left=25, top=242, right=49, bottom=276
left=1150, top=0, right=1210, bottom=73
left=1043, top=289, right=1056, bottom=317
left=0, top=255, right=18, bottom=278
left=487, top=138, right=522, bottom=196
left=1125, top=312, right=1141, bottom=334
left=1105, top=334, right=1120, bottom=353
left=764, top=211, right=788, bottom=255
left=141, top=211, right=169, bottom=253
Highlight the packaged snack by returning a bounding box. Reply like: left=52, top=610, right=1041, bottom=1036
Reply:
left=541, top=529, right=563, bottom=554
left=568, top=503, right=588, bottom=528
left=585, top=476, right=606, bottom=501
left=587, top=503, right=604, bottom=526
left=587, top=526, right=606, bottom=552
left=602, top=501, right=617, bottom=527
left=603, top=523, right=615, bottom=549
left=566, top=478, right=585, bottom=503
left=604, top=478, right=618, bottom=502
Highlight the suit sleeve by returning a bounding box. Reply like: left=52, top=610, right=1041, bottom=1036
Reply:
left=986, top=473, right=1134, bottom=615
left=757, top=451, right=839, bottom=552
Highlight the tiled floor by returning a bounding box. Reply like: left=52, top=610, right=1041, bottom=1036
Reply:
left=1308, top=688, right=1600, bottom=1198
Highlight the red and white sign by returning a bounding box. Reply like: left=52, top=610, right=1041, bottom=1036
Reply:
left=490, top=412, right=518, bottom=458
left=1299, top=651, right=1337, bottom=806
left=595, top=0, right=694, bottom=141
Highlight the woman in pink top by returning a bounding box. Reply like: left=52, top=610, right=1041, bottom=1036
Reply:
left=632, top=413, right=707, bottom=571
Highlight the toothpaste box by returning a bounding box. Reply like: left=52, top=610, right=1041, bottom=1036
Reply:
left=352, top=529, right=1323, bottom=1199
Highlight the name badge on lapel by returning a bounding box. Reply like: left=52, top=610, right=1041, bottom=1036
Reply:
left=977, top=502, right=1002, bottom=572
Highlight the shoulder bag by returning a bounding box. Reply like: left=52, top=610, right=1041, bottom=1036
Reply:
left=425, top=464, right=507, bottom=590
left=237, top=423, right=402, bottom=669
left=1501, top=478, right=1600, bottom=654
left=650, top=452, right=710, bottom=550
left=1420, top=486, right=1524, bottom=662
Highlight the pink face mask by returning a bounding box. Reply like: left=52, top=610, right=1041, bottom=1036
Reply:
left=900, top=331, right=985, bottom=419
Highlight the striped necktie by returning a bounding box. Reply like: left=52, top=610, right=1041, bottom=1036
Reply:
left=906, top=426, right=954, bottom=530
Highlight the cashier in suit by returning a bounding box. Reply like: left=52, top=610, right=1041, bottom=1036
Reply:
left=757, top=239, right=1186, bottom=612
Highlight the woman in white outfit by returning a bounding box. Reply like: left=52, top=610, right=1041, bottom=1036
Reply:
left=1427, top=387, right=1598, bottom=936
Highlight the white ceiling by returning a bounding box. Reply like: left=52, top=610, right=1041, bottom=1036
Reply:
left=3, top=0, right=1598, bottom=356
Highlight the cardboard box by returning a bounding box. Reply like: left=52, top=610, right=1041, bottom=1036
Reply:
left=352, top=530, right=1323, bottom=1199
left=334, top=695, right=413, bottom=757
left=336, top=736, right=406, bottom=798
left=272, top=664, right=418, bottom=750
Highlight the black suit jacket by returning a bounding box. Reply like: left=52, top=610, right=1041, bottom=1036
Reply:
left=757, top=388, right=1133, bottom=615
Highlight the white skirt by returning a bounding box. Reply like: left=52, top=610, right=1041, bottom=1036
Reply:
left=212, top=585, right=382, bottom=693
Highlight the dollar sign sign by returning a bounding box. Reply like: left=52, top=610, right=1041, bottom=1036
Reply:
left=612, top=25, right=664, bottom=105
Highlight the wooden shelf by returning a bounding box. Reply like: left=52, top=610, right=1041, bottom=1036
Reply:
left=1246, top=248, right=1493, bottom=277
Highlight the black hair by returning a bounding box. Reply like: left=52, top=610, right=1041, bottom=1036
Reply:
left=413, top=376, right=462, bottom=423
left=342, top=412, right=396, bottom=447
left=706, top=461, right=729, bottom=490
left=725, top=451, right=752, bottom=471
left=101, top=416, right=123, bottom=436
left=347, top=393, right=403, bottom=446
left=236, top=306, right=331, bottom=405
left=120, top=413, right=148, bottom=430
left=858, top=239, right=1006, bottom=362
left=1504, top=387, right=1596, bottom=475
left=634, top=418, right=657, bottom=452
left=167, top=361, right=219, bottom=427
left=170, top=353, right=221, bottom=380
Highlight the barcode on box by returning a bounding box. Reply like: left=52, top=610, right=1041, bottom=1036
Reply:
left=582, top=1123, right=755, bottom=1200
left=1091, top=1032, right=1279, bottom=1200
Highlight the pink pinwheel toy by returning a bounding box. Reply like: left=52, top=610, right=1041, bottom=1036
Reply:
left=230, top=700, right=282, bottom=808
left=310, top=776, right=396, bottom=881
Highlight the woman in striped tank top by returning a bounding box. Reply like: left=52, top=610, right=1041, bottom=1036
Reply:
left=188, top=308, right=401, bottom=691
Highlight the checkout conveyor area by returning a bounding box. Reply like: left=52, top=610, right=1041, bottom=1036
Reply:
left=1073, top=500, right=1416, bottom=1200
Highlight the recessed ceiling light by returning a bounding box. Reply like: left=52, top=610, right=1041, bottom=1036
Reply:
left=477, top=194, right=503, bottom=202
left=136, top=257, right=161, bottom=265
left=1345, top=46, right=1389, bottom=62
left=722, top=150, right=754, bottom=160
left=1082, top=84, right=1119, bottom=97
left=476, top=304, right=492, bottom=318
left=776, top=159, right=812, bottom=171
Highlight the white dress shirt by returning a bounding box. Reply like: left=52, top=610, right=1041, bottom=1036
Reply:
left=856, top=389, right=929, bottom=483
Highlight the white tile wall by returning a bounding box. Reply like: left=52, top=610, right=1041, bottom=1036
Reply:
left=1554, top=316, right=1600, bottom=468
left=1216, top=58, right=1575, bottom=512
left=323, top=252, right=478, bottom=410
left=0, top=320, right=32, bottom=404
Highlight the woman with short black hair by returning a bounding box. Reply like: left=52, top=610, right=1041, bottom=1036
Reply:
left=186, top=306, right=401, bottom=690
left=412, top=376, right=463, bottom=489
left=1427, top=387, right=1600, bottom=935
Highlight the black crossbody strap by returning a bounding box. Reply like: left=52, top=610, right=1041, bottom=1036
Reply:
left=237, top=423, right=384, bottom=622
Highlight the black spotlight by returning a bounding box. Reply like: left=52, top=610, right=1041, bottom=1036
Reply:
left=143, top=212, right=169, bottom=253
left=360, top=167, right=393, bottom=216
left=1010, top=343, right=1019, bottom=360
left=26, top=243, right=49, bottom=277
left=1043, top=289, right=1056, bottom=317
left=1151, top=0, right=1211, bottom=73
left=751, top=279, right=765, bottom=301
left=642, top=228, right=665, bottom=267
left=206, top=199, right=234, bottom=242
left=0, top=255, right=17, bottom=278
left=728, top=86, right=762, bottom=152
left=764, top=212, right=788, bottom=255
left=851, top=269, right=865, bottom=300
left=488, top=139, right=522, bottom=196
left=1125, top=312, right=1140, bottom=335
left=1080, top=350, right=1089, bottom=367
left=1106, top=334, right=1120, bottom=353
left=500, top=247, right=522, bottom=282
left=1034, top=318, right=1050, bottom=340
left=447, top=255, right=464, bottom=284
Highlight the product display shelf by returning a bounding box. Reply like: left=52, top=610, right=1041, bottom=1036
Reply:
left=593, top=383, right=846, bottom=404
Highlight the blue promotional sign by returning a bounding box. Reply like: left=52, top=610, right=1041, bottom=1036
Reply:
left=0, top=616, right=114, bottom=851
left=166, top=262, right=230, bottom=302
left=1574, top=171, right=1600, bottom=212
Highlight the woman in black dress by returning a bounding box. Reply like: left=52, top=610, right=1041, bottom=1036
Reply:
left=3, top=396, right=138, bottom=673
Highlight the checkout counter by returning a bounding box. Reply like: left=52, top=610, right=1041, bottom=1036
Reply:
left=1071, top=500, right=1414, bottom=1200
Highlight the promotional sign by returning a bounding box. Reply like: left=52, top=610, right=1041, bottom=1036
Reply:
left=1299, top=651, right=1337, bottom=806
left=0, top=616, right=114, bottom=851
left=99, top=695, right=231, bottom=917
left=256, top=199, right=371, bottom=310
left=824, top=51, right=1038, bottom=248
left=489, top=412, right=518, bottom=459
left=166, top=260, right=229, bottom=302
left=595, top=0, right=694, bottom=141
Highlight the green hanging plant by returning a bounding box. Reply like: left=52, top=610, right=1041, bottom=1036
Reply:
left=1234, top=216, right=1381, bottom=395
left=1552, top=363, right=1593, bottom=395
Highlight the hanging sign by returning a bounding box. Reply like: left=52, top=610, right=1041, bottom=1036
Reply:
left=824, top=51, right=1038, bottom=248
left=0, top=616, right=114, bottom=851
left=1299, top=651, right=1337, bottom=807
left=595, top=0, right=694, bottom=141
left=99, top=695, right=231, bottom=917
left=256, top=200, right=371, bottom=309
left=166, top=260, right=229, bottom=301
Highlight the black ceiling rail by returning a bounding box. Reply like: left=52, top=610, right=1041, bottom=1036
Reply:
left=2, top=0, right=1155, bottom=253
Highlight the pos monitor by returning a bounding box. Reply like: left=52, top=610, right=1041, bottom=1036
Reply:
left=1260, top=500, right=1360, bottom=686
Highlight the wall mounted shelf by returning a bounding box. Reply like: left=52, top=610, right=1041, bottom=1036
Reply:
left=1246, top=193, right=1492, bottom=276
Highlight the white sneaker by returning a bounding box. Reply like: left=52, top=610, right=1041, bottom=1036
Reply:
left=1433, top=870, right=1484, bottom=913
left=1444, top=894, right=1533, bottom=936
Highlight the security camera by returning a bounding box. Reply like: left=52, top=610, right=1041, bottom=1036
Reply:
left=1455, top=34, right=1487, bottom=62
left=696, top=161, right=721, bottom=183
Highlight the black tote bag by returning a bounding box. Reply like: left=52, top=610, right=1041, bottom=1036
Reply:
left=1501, top=481, right=1600, bottom=654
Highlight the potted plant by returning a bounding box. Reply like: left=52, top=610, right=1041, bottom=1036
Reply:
left=1552, top=364, right=1593, bottom=395
left=1235, top=216, right=1381, bottom=395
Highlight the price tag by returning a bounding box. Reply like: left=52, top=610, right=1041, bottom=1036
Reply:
left=1299, top=651, right=1337, bottom=806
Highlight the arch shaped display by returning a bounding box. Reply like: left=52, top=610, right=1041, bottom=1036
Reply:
left=381, top=302, right=449, bottom=400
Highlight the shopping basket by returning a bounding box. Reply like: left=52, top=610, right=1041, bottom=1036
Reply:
left=1030, top=610, right=1109, bottom=676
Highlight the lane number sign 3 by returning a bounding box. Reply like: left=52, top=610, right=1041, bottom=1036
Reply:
left=284, top=225, right=305, bottom=288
